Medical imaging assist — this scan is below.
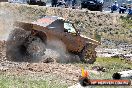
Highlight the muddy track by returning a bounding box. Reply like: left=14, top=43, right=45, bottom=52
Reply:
left=0, top=41, right=82, bottom=85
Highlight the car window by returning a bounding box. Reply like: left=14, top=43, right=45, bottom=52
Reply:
left=64, top=22, right=76, bottom=33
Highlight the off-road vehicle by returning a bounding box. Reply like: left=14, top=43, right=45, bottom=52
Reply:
left=6, top=16, right=100, bottom=64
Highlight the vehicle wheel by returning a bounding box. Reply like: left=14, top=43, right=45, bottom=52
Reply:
left=6, top=28, right=46, bottom=62
left=26, top=36, right=46, bottom=60
left=6, top=28, right=31, bottom=62
left=99, top=6, right=103, bottom=12
left=81, top=3, right=84, bottom=9
left=79, top=44, right=97, bottom=64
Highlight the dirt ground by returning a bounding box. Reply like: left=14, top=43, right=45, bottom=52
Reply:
left=0, top=41, right=83, bottom=86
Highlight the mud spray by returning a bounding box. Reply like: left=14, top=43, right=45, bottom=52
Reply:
left=0, top=8, right=80, bottom=63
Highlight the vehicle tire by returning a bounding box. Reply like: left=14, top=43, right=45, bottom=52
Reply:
left=26, top=35, right=46, bottom=60
left=99, top=5, right=103, bottom=12
left=81, top=3, right=85, bottom=9
left=6, top=28, right=46, bottom=62
left=79, top=44, right=97, bottom=64
left=6, top=28, right=31, bottom=62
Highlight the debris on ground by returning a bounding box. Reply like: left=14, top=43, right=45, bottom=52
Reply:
left=92, top=66, right=106, bottom=72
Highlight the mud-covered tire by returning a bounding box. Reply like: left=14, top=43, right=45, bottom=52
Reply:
left=80, top=44, right=97, bottom=64
left=6, top=28, right=46, bottom=62
left=98, top=5, right=103, bottom=12
left=6, top=28, right=31, bottom=62
left=26, top=36, right=46, bottom=59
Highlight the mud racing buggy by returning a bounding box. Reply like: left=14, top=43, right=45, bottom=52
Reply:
left=81, top=0, right=103, bottom=11
left=6, top=16, right=100, bottom=64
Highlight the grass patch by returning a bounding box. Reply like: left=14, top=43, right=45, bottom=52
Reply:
left=120, top=16, right=132, bottom=29
left=74, top=57, right=132, bottom=88
left=0, top=75, right=68, bottom=88
left=75, top=57, right=132, bottom=79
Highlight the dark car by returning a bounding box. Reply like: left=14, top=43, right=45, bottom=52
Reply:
left=81, top=0, right=103, bottom=11
left=27, top=0, right=46, bottom=6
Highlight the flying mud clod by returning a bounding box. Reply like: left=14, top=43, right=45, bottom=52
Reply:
left=6, top=16, right=100, bottom=64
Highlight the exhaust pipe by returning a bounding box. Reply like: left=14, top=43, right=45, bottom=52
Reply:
left=112, top=70, right=132, bottom=79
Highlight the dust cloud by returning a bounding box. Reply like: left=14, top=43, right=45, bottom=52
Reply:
left=44, top=40, right=81, bottom=63
left=0, top=9, right=16, bottom=41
